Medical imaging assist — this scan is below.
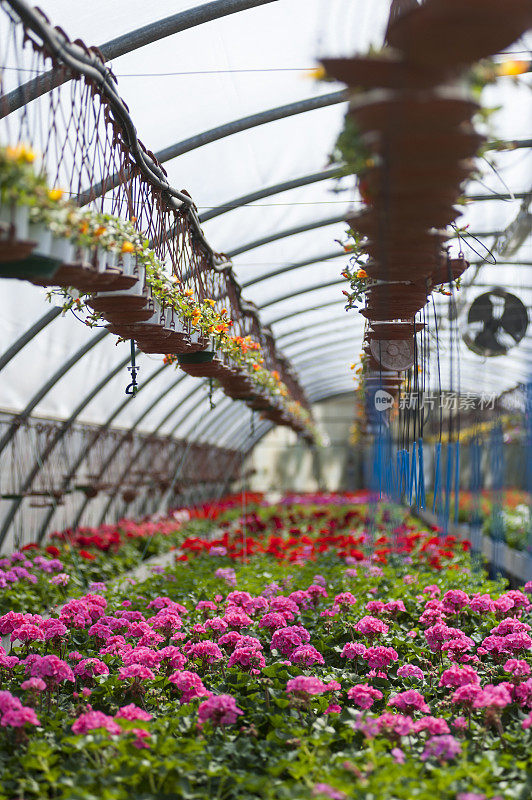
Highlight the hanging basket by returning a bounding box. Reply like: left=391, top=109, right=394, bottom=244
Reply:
left=386, top=0, right=532, bottom=71
left=0, top=205, right=35, bottom=263
left=364, top=129, right=485, bottom=164
left=349, top=90, right=478, bottom=136
left=430, top=256, right=470, bottom=285
left=369, top=321, right=425, bottom=339
left=1, top=252, right=60, bottom=281
left=319, top=56, right=445, bottom=91
left=177, top=350, right=223, bottom=378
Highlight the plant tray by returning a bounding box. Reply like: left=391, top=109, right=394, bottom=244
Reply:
left=0, top=253, right=60, bottom=280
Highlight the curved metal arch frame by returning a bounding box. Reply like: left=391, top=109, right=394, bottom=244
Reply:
left=95, top=377, right=237, bottom=524
left=0, top=307, right=62, bottom=374
left=76, top=374, right=213, bottom=529
left=268, top=297, right=347, bottom=328
left=195, top=398, right=255, bottom=447
left=229, top=222, right=504, bottom=262
left=279, top=318, right=360, bottom=349
left=227, top=214, right=349, bottom=259
left=86, top=90, right=348, bottom=203
left=0, top=348, right=140, bottom=548
left=200, top=168, right=342, bottom=223
left=283, top=332, right=363, bottom=361
left=2, top=0, right=279, bottom=118
left=34, top=361, right=180, bottom=542
left=243, top=250, right=347, bottom=291
left=131, top=384, right=233, bottom=518
left=0, top=329, right=109, bottom=457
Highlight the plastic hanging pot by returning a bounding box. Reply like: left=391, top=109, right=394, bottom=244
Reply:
left=177, top=351, right=215, bottom=365
left=0, top=252, right=61, bottom=280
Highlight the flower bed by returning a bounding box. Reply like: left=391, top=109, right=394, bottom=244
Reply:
left=0, top=501, right=531, bottom=800
left=425, top=490, right=531, bottom=551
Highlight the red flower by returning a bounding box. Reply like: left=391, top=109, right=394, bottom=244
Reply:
left=45, top=545, right=61, bottom=557
left=79, top=550, right=96, bottom=561
left=22, top=543, right=39, bottom=551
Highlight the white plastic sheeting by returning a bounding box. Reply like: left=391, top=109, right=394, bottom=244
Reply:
left=0, top=0, right=531, bottom=439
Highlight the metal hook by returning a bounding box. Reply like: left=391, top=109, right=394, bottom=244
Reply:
left=125, top=340, right=139, bottom=395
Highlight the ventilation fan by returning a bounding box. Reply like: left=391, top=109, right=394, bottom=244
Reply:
left=463, top=288, right=528, bottom=356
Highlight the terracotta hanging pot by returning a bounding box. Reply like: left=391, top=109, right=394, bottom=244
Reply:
left=369, top=321, right=425, bottom=339
left=386, top=0, right=532, bottom=71
left=430, top=256, right=470, bottom=285
left=349, top=90, right=478, bottom=135
left=367, top=129, right=485, bottom=163
left=319, top=56, right=445, bottom=91
left=87, top=292, right=147, bottom=312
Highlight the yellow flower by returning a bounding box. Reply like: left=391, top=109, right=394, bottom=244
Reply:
left=47, top=187, right=63, bottom=202
left=184, top=290, right=194, bottom=298
left=121, top=241, right=135, bottom=253
left=497, top=60, right=530, bottom=77
left=304, top=65, right=327, bottom=80
left=205, top=298, right=215, bottom=307
left=356, top=268, right=367, bottom=279
left=6, top=144, right=36, bottom=163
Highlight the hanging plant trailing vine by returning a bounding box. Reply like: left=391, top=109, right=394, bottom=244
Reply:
left=0, top=145, right=317, bottom=440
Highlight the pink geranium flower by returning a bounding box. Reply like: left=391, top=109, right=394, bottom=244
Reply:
left=197, top=694, right=243, bottom=725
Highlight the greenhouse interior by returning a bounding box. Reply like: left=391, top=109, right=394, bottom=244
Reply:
left=0, top=0, right=531, bottom=797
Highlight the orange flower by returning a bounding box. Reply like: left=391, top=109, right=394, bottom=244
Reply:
left=121, top=241, right=135, bottom=253
left=356, top=268, right=367, bottom=279
left=497, top=60, right=530, bottom=77
left=95, top=226, right=106, bottom=237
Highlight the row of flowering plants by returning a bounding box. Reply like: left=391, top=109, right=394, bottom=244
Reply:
left=0, top=145, right=316, bottom=441
left=0, top=498, right=531, bottom=799
left=0, top=494, right=263, bottom=616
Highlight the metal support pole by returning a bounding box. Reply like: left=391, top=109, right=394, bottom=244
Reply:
left=0, top=308, right=62, bottom=374
left=243, top=250, right=346, bottom=290
left=1, top=0, right=279, bottom=117
left=0, top=330, right=108, bottom=458
left=82, top=91, right=347, bottom=202
left=72, top=373, right=201, bottom=530
left=199, top=168, right=341, bottom=223
left=0, top=348, right=137, bottom=548
left=35, top=362, right=172, bottom=542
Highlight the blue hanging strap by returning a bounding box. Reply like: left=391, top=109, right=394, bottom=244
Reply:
left=396, top=450, right=403, bottom=500
left=454, top=439, right=460, bottom=524
left=469, top=437, right=482, bottom=557
left=433, top=442, right=442, bottom=514
left=490, top=424, right=505, bottom=577
left=417, top=437, right=425, bottom=510
left=443, top=442, right=454, bottom=535
left=409, top=441, right=417, bottom=506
